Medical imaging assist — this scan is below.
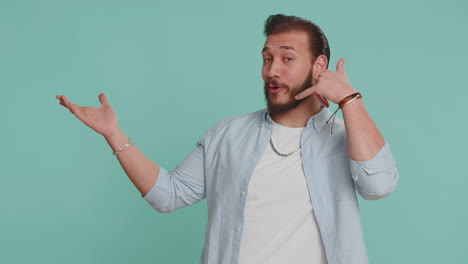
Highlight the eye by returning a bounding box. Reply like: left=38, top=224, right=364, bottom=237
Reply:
left=284, top=57, right=293, bottom=62
left=263, top=57, right=272, bottom=63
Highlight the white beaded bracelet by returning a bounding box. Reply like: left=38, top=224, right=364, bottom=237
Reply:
left=112, top=138, right=134, bottom=155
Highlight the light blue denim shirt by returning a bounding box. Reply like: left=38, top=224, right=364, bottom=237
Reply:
left=143, top=106, right=399, bottom=264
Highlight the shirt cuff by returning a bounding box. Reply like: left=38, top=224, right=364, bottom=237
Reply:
left=349, top=142, right=396, bottom=181
left=142, top=167, right=172, bottom=212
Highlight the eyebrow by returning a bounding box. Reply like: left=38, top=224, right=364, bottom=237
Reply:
left=261, top=45, right=297, bottom=53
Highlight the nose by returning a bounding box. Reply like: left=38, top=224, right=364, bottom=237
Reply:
left=266, top=59, right=281, bottom=79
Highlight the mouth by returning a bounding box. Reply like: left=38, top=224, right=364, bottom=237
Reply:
left=268, top=84, right=286, bottom=94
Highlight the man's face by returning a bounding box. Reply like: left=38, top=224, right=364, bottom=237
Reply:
left=261, top=31, right=314, bottom=115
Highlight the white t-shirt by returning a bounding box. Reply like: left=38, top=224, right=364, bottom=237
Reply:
left=238, top=120, right=328, bottom=264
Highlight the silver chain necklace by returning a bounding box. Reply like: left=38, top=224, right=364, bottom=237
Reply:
left=269, top=138, right=301, bottom=157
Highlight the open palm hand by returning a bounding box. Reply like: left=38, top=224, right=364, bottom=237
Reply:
left=56, top=93, right=119, bottom=138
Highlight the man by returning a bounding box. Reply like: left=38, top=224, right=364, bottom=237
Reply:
left=57, top=14, right=398, bottom=264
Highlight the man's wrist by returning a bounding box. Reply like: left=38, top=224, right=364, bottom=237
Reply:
left=338, top=92, right=362, bottom=109
left=105, top=128, right=129, bottom=151
left=335, top=87, right=358, bottom=104
left=341, top=96, right=364, bottom=111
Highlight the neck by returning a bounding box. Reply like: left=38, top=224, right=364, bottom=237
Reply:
left=270, top=97, right=322, bottom=128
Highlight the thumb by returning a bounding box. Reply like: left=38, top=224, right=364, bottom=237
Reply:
left=336, top=58, right=346, bottom=76
left=98, top=93, right=110, bottom=106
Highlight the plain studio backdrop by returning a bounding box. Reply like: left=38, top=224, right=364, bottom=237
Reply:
left=1, top=0, right=467, bottom=263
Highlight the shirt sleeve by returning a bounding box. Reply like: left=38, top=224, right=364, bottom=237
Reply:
left=349, top=142, right=399, bottom=200
left=142, top=136, right=207, bottom=213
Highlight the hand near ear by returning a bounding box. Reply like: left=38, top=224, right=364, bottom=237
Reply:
left=295, top=58, right=357, bottom=105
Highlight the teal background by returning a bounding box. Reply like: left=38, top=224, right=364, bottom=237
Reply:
left=1, top=0, right=467, bottom=263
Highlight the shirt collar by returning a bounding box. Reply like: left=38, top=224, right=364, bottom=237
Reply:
left=261, top=106, right=333, bottom=134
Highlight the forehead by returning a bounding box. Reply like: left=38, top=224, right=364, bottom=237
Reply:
left=262, top=31, right=310, bottom=54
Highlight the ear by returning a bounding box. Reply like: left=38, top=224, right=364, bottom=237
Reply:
left=312, top=55, right=328, bottom=79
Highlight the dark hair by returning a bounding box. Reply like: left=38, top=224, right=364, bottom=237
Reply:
left=264, top=14, right=330, bottom=68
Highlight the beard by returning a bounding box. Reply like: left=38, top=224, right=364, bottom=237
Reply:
left=264, top=70, right=313, bottom=115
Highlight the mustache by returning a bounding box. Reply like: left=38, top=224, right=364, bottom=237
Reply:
left=265, top=79, right=289, bottom=89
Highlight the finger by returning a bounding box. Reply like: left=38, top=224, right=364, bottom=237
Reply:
left=68, top=102, right=77, bottom=115
left=56, top=95, right=64, bottom=105
left=56, top=95, right=69, bottom=108
left=99, top=93, right=110, bottom=106
left=336, top=58, right=346, bottom=76
left=67, top=102, right=84, bottom=120
left=62, top=95, right=72, bottom=108
left=62, top=96, right=77, bottom=115
left=295, top=87, right=316, bottom=100
left=56, top=95, right=65, bottom=104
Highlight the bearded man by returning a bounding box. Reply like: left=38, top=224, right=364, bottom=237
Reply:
left=57, top=14, right=398, bottom=264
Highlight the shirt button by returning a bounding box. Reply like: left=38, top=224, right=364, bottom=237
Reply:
left=235, top=227, right=241, bottom=232
left=252, top=157, right=256, bottom=161
left=240, top=191, right=246, bottom=195
left=266, top=130, right=271, bottom=134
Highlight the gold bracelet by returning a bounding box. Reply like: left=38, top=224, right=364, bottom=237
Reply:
left=112, top=138, right=134, bottom=155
